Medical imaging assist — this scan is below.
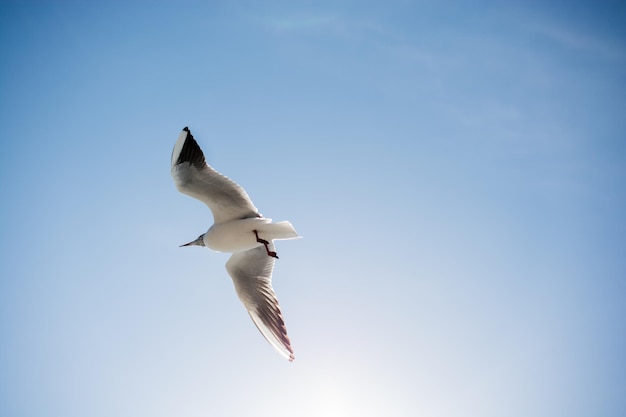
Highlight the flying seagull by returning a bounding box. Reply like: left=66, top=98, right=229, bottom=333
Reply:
left=171, top=127, right=299, bottom=361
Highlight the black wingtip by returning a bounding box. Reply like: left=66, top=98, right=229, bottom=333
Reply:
left=176, top=127, right=206, bottom=168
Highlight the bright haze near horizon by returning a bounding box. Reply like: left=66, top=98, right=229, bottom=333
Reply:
left=1, top=1, right=624, bottom=416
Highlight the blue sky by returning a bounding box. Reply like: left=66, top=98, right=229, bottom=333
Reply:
left=1, top=1, right=625, bottom=416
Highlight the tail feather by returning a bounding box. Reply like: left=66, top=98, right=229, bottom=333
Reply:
left=264, top=221, right=299, bottom=240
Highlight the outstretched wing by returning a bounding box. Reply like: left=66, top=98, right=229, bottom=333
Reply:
left=171, top=127, right=260, bottom=224
left=225, top=245, right=295, bottom=361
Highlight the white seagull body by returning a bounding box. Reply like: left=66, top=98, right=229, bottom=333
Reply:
left=171, top=127, right=299, bottom=361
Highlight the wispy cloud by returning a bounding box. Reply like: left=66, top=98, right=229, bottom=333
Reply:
left=256, top=13, right=339, bottom=34
left=528, top=22, right=626, bottom=62
left=253, top=11, right=404, bottom=41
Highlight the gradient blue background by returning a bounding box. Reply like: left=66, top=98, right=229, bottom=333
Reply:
left=1, top=1, right=625, bottom=416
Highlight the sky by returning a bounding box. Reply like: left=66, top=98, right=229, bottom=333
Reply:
left=0, top=1, right=625, bottom=416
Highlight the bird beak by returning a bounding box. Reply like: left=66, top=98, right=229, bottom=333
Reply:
left=180, top=236, right=205, bottom=247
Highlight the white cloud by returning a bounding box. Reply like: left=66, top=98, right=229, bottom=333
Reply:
left=528, top=21, right=626, bottom=62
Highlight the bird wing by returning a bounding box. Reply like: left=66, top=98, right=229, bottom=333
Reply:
left=171, top=127, right=260, bottom=224
left=225, top=245, right=295, bottom=361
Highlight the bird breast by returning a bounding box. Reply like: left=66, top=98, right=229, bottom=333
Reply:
left=204, top=218, right=271, bottom=253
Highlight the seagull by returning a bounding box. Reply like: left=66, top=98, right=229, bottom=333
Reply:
left=171, top=127, right=299, bottom=362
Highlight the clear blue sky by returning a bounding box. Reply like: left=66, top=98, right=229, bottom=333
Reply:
left=1, top=1, right=625, bottom=416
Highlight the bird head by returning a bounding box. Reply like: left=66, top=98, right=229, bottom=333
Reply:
left=180, top=234, right=206, bottom=248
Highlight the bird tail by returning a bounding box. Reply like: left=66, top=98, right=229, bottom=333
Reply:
left=263, top=221, right=300, bottom=240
